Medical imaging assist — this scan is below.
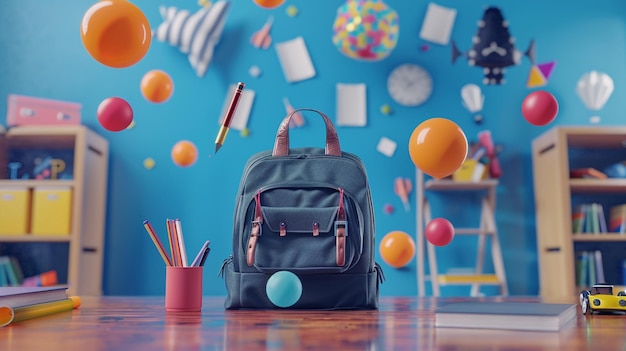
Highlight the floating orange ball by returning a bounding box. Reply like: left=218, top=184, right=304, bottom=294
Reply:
left=171, top=141, right=198, bottom=167
left=408, top=118, right=468, bottom=179
left=80, top=0, right=151, bottom=68
left=253, top=0, right=285, bottom=9
left=379, top=231, right=415, bottom=268
left=141, top=70, right=174, bottom=103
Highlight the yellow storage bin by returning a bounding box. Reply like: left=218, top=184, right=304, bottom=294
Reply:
left=0, top=186, right=31, bottom=235
left=452, top=159, right=487, bottom=182
left=31, top=186, right=72, bottom=235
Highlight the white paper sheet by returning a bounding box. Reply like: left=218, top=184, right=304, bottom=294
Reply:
left=377, top=137, right=397, bottom=157
left=336, top=83, right=366, bottom=127
left=419, top=3, right=457, bottom=45
left=274, top=37, right=316, bottom=83
left=219, top=84, right=255, bottom=131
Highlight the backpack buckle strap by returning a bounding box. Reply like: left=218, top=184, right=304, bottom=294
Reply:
left=247, top=191, right=264, bottom=266
left=247, top=219, right=262, bottom=266
left=334, top=220, right=347, bottom=266
left=335, top=188, right=347, bottom=266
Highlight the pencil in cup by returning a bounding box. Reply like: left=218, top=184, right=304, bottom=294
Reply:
left=0, top=296, right=81, bottom=327
left=143, top=220, right=172, bottom=266
left=191, top=240, right=211, bottom=267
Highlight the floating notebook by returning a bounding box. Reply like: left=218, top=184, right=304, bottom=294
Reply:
left=435, top=302, right=577, bottom=332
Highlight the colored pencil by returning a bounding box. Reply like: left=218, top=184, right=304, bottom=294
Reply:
left=166, top=219, right=180, bottom=267
left=142, top=220, right=172, bottom=266
left=191, top=241, right=210, bottom=267
left=199, top=246, right=211, bottom=267
left=174, top=219, right=188, bottom=267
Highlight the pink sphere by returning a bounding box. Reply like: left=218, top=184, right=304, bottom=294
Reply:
left=521, top=90, right=559, bottom=126
left=97, top=97, right=133, bottom=132
left=425, top=218, right=455, bottom=246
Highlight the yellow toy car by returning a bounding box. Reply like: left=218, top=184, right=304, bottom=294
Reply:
left=579, top=284, right=626, bottom=314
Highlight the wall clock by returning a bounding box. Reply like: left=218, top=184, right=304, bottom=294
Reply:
left=387, top=63, right=433, bottom=107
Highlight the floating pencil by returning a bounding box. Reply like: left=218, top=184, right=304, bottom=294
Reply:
left=0, top=296, right=81, bottom=327
left=191, top=241, right=210, bottom=267
left=174, top=219, right=188, bottom=267
left=214, top=82, right=245, bottom=153
left=143, top=220, right=172, bottom=266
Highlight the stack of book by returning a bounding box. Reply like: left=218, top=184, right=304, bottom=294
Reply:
left=0, top=286, right=79, bottom=327
left=572, top=203, right=607, bottom=234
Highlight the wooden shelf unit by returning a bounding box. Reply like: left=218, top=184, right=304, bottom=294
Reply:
left=532, top=126, right=626, bottom=299
left=0, top=125, right=108, bottom=296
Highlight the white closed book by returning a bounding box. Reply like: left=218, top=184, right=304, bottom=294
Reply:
left=435, top=302, right=577, bottom=332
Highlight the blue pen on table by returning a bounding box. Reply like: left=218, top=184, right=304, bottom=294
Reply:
left=191, top=241, right=211, bottom=267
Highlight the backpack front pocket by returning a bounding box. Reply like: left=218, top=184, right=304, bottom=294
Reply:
left=242, top=185, right=362, bottom=274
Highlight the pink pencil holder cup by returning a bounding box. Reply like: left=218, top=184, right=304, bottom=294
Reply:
left=165, top=266, right=203, bottom=312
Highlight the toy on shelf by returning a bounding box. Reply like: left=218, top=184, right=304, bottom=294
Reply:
left=452, top=130, right=502, bottom=181
left=7, top=149, right=74, bottom=180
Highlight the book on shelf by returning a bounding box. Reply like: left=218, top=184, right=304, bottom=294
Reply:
left=569, top=167, right=608, bottom=179
left=576, top=250, right=605, bottom=288
left=0, top=286, right=68, bottom=308
left=572, top=203, right=607, bottom=234
left=435, top=302, right=577, bottom=332
left=609, top=204, right=626, bottom=234
left=0, top=257, right=19, bottom=286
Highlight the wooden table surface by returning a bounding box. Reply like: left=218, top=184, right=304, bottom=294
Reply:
left=1, top=296, right=625, bottom=350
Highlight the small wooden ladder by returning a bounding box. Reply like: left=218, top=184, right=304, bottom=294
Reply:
left=416, top=169, right=508, bottom=297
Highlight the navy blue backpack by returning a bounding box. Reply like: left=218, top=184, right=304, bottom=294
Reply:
left=220, top=109, right=384, bottom=309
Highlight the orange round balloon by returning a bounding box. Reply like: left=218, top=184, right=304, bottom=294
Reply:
left=253, top=0, right=285, bottom=9
left=141, top=70, right=174, bottom=103
left=379, top=231, right=416, bottom=268
left=408, top=118, right=468, bottom=179
left=80, top=0, right=151, bottom=68
left=171, top=141, right=198, bottom=167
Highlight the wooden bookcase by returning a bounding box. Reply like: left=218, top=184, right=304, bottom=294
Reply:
left=532, top=126, right=626, bottom=299
left=0, top=125, right=108, bottom=296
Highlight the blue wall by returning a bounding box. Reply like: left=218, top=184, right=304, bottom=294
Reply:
left=1, top=0, right=625, bottom=296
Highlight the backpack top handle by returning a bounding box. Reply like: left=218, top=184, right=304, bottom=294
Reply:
left=272, top=108, right=342, bottom=157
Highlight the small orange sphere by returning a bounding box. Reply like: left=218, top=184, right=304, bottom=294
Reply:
left=141, top=70, right=174, bottom=103
left=253, top=0, right=285, bottom=9
left=408, top=118, right=468, bottom=179
left=80, top=0, right=151, bottom=68
left=171, top=141, right=198, bottom=167
left=379, top=231, right=416, bottom=269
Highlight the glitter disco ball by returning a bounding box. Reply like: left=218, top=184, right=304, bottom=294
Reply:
left=332, top=0, right=399, bottom=61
